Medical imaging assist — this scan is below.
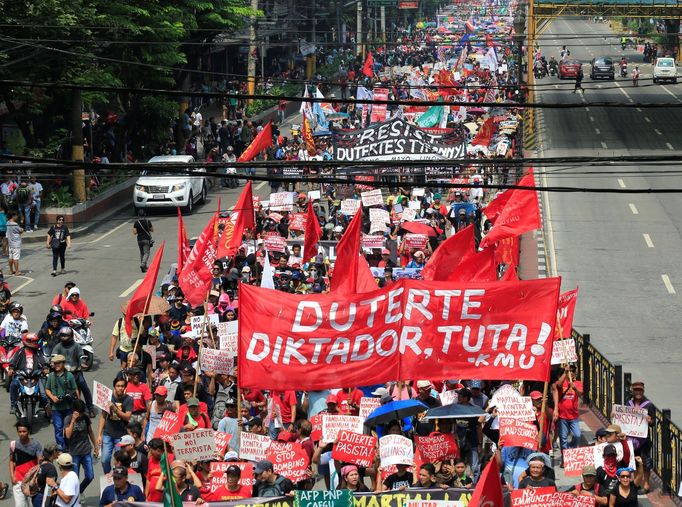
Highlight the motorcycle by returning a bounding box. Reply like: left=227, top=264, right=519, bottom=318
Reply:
left=71, top=318, right=94, bottom=371
left=549, top=61, right=559, bottom=77
left=0, top=335, right=21, bottom=388
left=620, top=64, right=628, bottom=78
left=14, top=369, right=44, bottom=426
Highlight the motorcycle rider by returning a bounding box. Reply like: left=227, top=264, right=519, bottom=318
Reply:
left=61, top=287, right=90, bottom=321
left=50, top=327, right=95, bottom=417
left=221, top=146, right=237, bottom=188
left=0, top=270, right=12, bottom=322
left=45, top=354, right=78, bottom=450
left=8, top=333, right=49, bottom=415
left=549, top=56, right=559, bottom=75
left=620, top=56, right=628, bottom=77
left=0, top=302, right=28, bottom=339
left=52, top=281, right=75, bottom=307
left=38, top=310, right=68, bottom=357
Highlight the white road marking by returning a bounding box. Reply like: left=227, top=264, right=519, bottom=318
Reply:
left=119, top=279, right=143, bottom=298
left=589, top=116, right=595, bottom=122
left=90, top=220, right=130, bottom=244
left=644, top=117, right=651, bottom=123
left=615, top=82, right=634, bottom=103
left=601, top=141, right=608, bottom=149
left=636, top=107, right=642, bottom=112
left=655, top=129, right=663, bottom=135
left=662, top=274, right=676, bottom=294
left=595, top=128, right=601, bottom=134
left=256, top=181, right=267, bottom=190
left=618, top=178, right=626, bottom=188
left=629, top=203, right=639, bottom=215
left=660, top=85, right=682, bottom=103
left=585, top=107, right=590, bottom=112
left=666, top=142, right=675, bottom=150
left=643, top=233, right=654, bottom=248
left=12, top=276, right=34, bottom=294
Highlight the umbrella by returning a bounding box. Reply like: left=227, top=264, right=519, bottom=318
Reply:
left=120, top=295, right=170, bottom=317
left=364, top=399, right=429, bottom=426
left=400, top=221, right=438, bottom=237
left=422, top=403, right=487, bottom=420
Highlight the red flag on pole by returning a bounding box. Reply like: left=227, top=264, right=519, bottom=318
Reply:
left=483, top=189, right=513, bottom=224
left=421, top=225, right=475, bottom=281
left=216, top=181, right=254, bottom=259
left=447, top=246, right=498, bottom=282
left=125, top=241, right=165, bottom=335
left=302, top=115, right=316, bottom=156
left=177, top=208, right=190, bottom=275
left=330, top=207, right=363, bottom=295
left=237, top=122, right=273, bottom=162
left=356, top=255, right=378, bottom=293
left=555, top=287, right=579, bottom=339
left=362, top=51, right=375, bottom=77
left=178, top=213, right=218, bottom=307
left=468, top=458, right=504, bottom=507
left=303, top=202, right=322, bottom=261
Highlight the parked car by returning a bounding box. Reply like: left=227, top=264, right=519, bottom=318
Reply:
left=133, top=155, right=207, bottom=214
left=653, top=57, right=677, bottom=84
left=559, top=59, right=582, bottom=79
left=590, top=56, right=615, bottom=80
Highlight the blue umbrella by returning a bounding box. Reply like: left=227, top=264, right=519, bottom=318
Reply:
left=364, top=399, right=429, bottom=426
left=422, top=403, right=486, bottom=420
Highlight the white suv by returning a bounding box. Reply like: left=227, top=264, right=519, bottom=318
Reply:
left=133, top=155, right=207, bottom=214
left=653, top=57, right=677, bottom=84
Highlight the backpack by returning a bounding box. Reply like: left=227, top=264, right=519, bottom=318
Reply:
left=16, top=186, right=30, bottom=205
left=20, top=463, right=41, bottom=497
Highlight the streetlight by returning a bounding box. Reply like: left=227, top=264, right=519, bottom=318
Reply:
left=513, top=6, right=526, bottom=103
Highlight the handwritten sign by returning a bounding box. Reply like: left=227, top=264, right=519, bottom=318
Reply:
left=612, top=404, right=649, bottom=438
left=322, top=415, right=364, bottom=443
left=266, top=441, right=310, bottom=483
left=214, top=431, right=232, bottom=455
left=310, top=414, right=324, bottom=442
left=379, top=434, right=414, bottom=467
left=511, top=486, right=556, bottom=507
left=153, top=410, right=182, bottom=440
left=209, top=461, right=254, bottom=493
left=359, top=397, right=382, bottom=420
left=439, top=390, right=458, bottom=406
left=332, top=431, right=377, bottom=467
left=499, top=418, right=538, bottom=450
left=239, top=432, right=271, bottom=462
left=404, top=233, right=428, bottom=250
left=415, top=433, right=459, bottom=462
left=492, top=385, right=535, bottom=421
left=171, top=429, right=216, bottom=462
left=93, top=381, right=112, bottom=414
left=594, top=440, right=635, bottom=469
left=264, top=235, right=287, bottom=253
left=190, top=314, right=220, bottom=335
left=308, top=190, right=321, bottom=201
left=369, top=208, right=390, bottom=224
left=361, top=189, right=384, bottom=207
left=551, top=338, right=578, bottom=365
left=341, top=199, right=361, bottom=216
left=200, top=348, right=235, bottom=375
left=553, top=493, right=595, bottom=507
left=270, top=192, right=294, bottom=212
left=362, top=235, right=385, bottom=249
left=562, top=446, right=596, bottom=477
left=289, top=213, right=307, bottom=231
left=217, top=321, right=238, bottom=356
left=401, top=208, right=417, bottom=222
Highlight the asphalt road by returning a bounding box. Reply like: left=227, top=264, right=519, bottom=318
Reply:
left=536, top=18, right=682, bottom=422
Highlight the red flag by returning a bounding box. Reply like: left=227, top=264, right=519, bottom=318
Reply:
left=303, top=203, right=322, bottom=261
left=500, top=260, right=518, bottom=281
left=362, top=51, right=374, bottom=78
left=421, top=225, right=475, bottom=281
left=330, top=207, right=363, bottom=295
left=302, top=116, right=316, bottom=157
left=357, top=255, right=378, bottom=293
left=178, top=213, right=218, bottom=307
left=468, top=457, right=504, bottom=507
left=484, top=190, right=513, bottom=224
left=471, top=117, right=496, bottom=146
left=480, top=170, right=541, bottom=249
left=238, top=122, right=273, bottom=162
left=125, top=241, right=165, bottom=335
left=177, top=208, right=190, bottom=275
left=216, top=181, right=254, bottom=259
left=447, top=246, right=498, bottom=282
left=555, top=287, right=579, bottom=339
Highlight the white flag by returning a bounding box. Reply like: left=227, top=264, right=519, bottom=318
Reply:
left=260, top=249, right=275, bottom=289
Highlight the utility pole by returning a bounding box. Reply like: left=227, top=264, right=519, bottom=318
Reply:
left=380, top=6, right=386, bottom=43
left=247, top=0, right=258, bottom=106
left=356, top=0, right=363, bottom=56
left=71, top=90, right=86, bottom=203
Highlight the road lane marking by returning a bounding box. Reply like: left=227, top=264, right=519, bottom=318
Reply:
left=119, top=279, right=143, bottom=298
left=615, top=83, right=634, bottom=103
left=601, top=141, right=608, bottom=149
left=12, top=276, right=34, bottom=294
left=666, top=142, right=674, bottom=150
left=618, top=178, right=626, bottom=188
left=585, top=107, right=590, bottom=112
left=629, top=203, right=639, bottom=215
left=660, top=86, right=682, bottom=103
left=644, top=117, right=651, bottom=123
left=662, top=274, right=676, bottom=294
left=636, top=107, right=642, bottom=112
left=655, top=129, right=663, bottom=135
left=643, top=234, right=654, bottom=248
left=589, top=116, right=595, bottom=122
left=256, top=181, right=267, bottom=190
left=595, top=128, right=601, bottom=134
left=90, top=220, right=130, bottom=244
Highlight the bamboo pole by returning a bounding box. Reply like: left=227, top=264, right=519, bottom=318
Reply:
left=131, top=291, right=153, bottom=358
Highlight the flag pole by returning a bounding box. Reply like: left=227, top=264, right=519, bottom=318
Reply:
left=194, top=290, right=212, bottom=398
left=131, top=290, right=153, bottom=358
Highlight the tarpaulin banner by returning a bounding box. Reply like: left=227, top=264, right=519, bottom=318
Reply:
left=238, top=278, right=560, bottom=390
left=295, top=491, right=353, bottom=507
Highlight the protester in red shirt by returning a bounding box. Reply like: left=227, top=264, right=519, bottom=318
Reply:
left=125, top=367, right=152, bottom=417
left=61, top=286, right=90, bottom=320
left=183, top=398, right=212, bottom=430
left=336, top=387, right=363, bottom=416
left=202, top=464, right=251, bottom=501
left=552, top=364, right=584, bottom=459
left=145, top=439, right=173, bottom=502
left=271, top=390, right=297, bottom=436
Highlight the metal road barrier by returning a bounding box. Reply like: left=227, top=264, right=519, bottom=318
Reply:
left=572, top=328, right=681, bottom=501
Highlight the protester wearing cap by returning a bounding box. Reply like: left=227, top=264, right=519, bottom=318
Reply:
left=604, top=424, right=625, bottom=444
left=552, top=364, right=583, bottom=462
left=46, top=453, right=80, bottom=507
left=414, top=380, right=440, bottom=436
left=146, top=385, right=171, bottom=441
left=378, top=249, right=395, bottom=269
left=97, top=377, right=133, bottom=474
left=124, top=366, right=152, bottom=424
left=339, top=465, right=370, bottom=492
left=216, top=397, right=242, bottom=452
left=204, top=464, right=251, bottom=501
left=468, top=380, right=489, bottom=409
left=624, top=380, right=654, bottom=493
left=45, top=354, right=78, bottom=449
left=115, top=434, right=147, bottom=481
left=567, top=465, right=608, bottom=505
left=529, top=390, right=553, bottom=454
left=144, top=438, right=167, bottom=502
left=253, top=460, right=295, bottom=497
left=99, top=465, right=145, bottom=507
left=594, top=427, right=608, bottom=444
left=406, top=250, right=426, bottom=269
left=182, top=397, right=211, bottom=431
left=595, top=443, right=633, bottom=495
left=207, top=371, right=238, bottom=428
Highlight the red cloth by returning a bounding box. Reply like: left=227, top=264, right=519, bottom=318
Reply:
left=216, top=182, right=254, bottom=259
left=178, top=214, right=218, bottom=307
left=468, top=456, right=504, bottom=507
left=330, top=207, right=363, bottom=295
left=177, top=208, right=190, bottom=275
left=238, top=122, right=273, bottom=162
left=336, top=388, right=364, bottom=416
left=303, top=202, right=322, bottom=261
left=363, top=52, right=374, bottom=77
left=146, top=453, right=174, bottom=502
left=421, top=225, right=474, bottom=281
left=203, top=484, right=252, bottom=501
left=125, top=241, right=165, bottom=334
left=557, top=379, right=583, bottom=420
left=356, top=255, right=378, bottom=293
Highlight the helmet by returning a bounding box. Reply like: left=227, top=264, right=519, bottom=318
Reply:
left=50, top=305, right=63, bottom=315
left=58, top=327, right=73, bottom=339
left=9, top=303, right=23, bottom=314
left=47, top=312, right=62, bottom=321
left=22, top=333, right=39, bottom=348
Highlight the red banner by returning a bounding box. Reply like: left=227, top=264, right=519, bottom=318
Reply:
left=331, top=430, right=377, bottom=467
left=555, top=288, right=579, bottom=339
left=179, top=213, right=218, bottom=307
left=238, top=278, right=561, bottom=389
left=414, top=433, right=460, bottom=462
left=265, top=441, right=309, bottom=483
left=498, top=418, right=538, bottom=450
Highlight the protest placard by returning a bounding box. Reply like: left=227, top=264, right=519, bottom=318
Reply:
left=209, top=462, right=254, bottom=493
left=99, top=472, right=143, bottom=495
left=308, top=190, right=321, bottom=201
left=369, top=208, right=391, bottom=224
left=492, top=385, right=536, bottom=421
left=153, top=410, right=182, bottom=440
left=267, top=213, right=284, bottom=224
left=341, top=199, right=361, bottom=216
left=321, top=415, right=364, bottom=443
left=499, top=418, right=538, bottom=450
left=439, top=390, right=457, bottom=406
left=264, top=235, right=287, bottom=253
left=359, top=397, right=381, bottom=420
left=214, top=431, right=232, bottom=455
left=405, top=234, right=428, bottom=250
left=331, top=431, right=377, bottom=467
left=414, top=433, right=459, bottom=462
left=218, top=321, right=238, bottom=356
left=552, top=493, right=595, bottom=507
left=171, top=429, right=216, bottom=462
left=408, top=201, right=421, bottom=210
left=310, top=414, right=324, bottom=442
left=142, top=345, right=156, bottom=369
left=370, top=222, right=387, bottom=234
left=401, top=208, right=416, bottom=222
left=361, top=189, right=384, bottom=207
left=562, top=446, right=595, bottom=477
left=362, top=235, right=385, bottom=249
left=551, top=338, right=578, bottom=365
left=593, top=441, right=635, bottom=469
left=200, top=347, right=235, bottom=375
left=612, top=404, right=649, bottom=438
left=191, top=314, right=220, bottom=335
left=239, top=432, right=271, bottom=461
left=511, top=486, right=556, bottom=507
left=411, top=188, right=426, bottom=197
left=266, top=441, right=310, bottom=483
left=295, top=490, right=353, bottom=507
left=379, top=434, right=414, bottom=467
left=289, top=213, right=307, bottom=231
left=405, top=501, right=464, bottom=507
left=270, top=192, right=294, bottom=211
left=93, top=381, right=112, bottom=414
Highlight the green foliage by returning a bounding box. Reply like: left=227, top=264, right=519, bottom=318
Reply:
left=47, top=187, right=76, bottom=208
left=245, top=83, right=300, bottom=117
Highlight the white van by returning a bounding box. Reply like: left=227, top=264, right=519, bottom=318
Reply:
left=133, top=155, right=207, bottom=213
left=653, top=57, right=677, bottom=84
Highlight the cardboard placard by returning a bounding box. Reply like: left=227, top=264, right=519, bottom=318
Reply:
left=439, top=390, right=457, bottom=406
left=214, top=431, right=232, bottom=455
left=308, top=190, right=321, bottom=201
left=510, top=486, right=556, bottom=507
left=321, top=415, right=364, bottom=443
left=404, top=233, right=428, bottom=250
left=171, top=429, right=216, bottom=462
left=612, top=404, right=649, bottom=438
left=499, top=418, right=538, bottom=450
left=270, top=192, right=294, bottom=212
left=551, top=338, right=578, bottom=365
left=593, top=441, right=635, bottom=469
left=191, top=314, right=220, bottom=335
left=492, top=385, right=535, bottom=421
left=217, top=321, right=238, bottom=357
left=359, top=397, right=382, bottom=420
left=310, top=413, right=324, bottom=442
left=369, top=208, right=391, bottom=224
left=553, top=493, right=595, bottom=507
left=361, top=189, right=384, bottom=207
left=408, top=201, right=421, bottom=210
left=266, top=441, right=310, bottom=483
left=412, top=188, right=426, bottom=197
left=331, top=430, right=377, bottom=467
left=264, top=235, right=287, bottom=253
left=414, top=433, right=460, bottom=462
left=152, top=410, right=182, bottom=440
left=562, top=446, right=596, bottom=477
left=379, top=434, right=414, bottom=467
left=93, top=381, right=112, bottom=414
left=289, top=213, right=307, bottom=232
left=362, top=235, right=385, bottom=249
left=341, top=199, right=361, bottom=216
left=401, top=208, right=417, bottom=222
left=370, top=222, right=387, bottom=234
left=200, top=347, right=235, bottom=375
left=239, top=431, right=271, bottom=462
left=209, top=462, right=254, bottom=493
